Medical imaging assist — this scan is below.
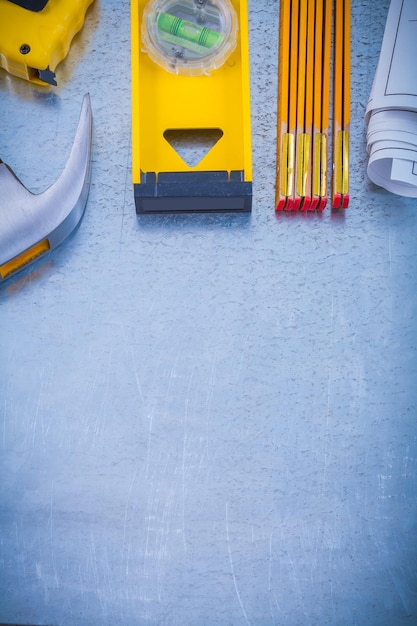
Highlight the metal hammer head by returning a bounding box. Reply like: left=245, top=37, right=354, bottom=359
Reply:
left=0, top=93, right=93, bottom=282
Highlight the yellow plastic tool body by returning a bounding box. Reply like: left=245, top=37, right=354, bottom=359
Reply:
left=131, top=0, right=252, bottom=213
left=0, top=0, right=94, bottom=85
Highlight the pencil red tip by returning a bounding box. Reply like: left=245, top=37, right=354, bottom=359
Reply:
left=292, top=197, right=302, bottom=211
left=318, top=197, right=328, bottom=211
left=310, top=197, right=319, bottom=211
left=276, top=197, right=286, bottom=211
left=332, top=193, right=342, bottom=209
left=301, top=197, right=311, bottom=211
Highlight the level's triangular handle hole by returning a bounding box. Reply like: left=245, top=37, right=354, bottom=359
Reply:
left=163, top=128, right=224, bottom=167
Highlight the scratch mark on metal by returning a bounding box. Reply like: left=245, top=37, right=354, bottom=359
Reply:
left=145, top=408, right=154, bottom=479
left=143, top=487, right=158, bottom=579
left=235, top=334, right=249, bottom=382
left=128, top=342, right=145, bottom=407
left=48, top=480, right=59, bottom=588
left=268, top=530, right=278, bottom=625
left=388, top=228, right=392, bottom=277
left=321, top=296, right=334, bottom=495
left=226, top=502, right=252, bottom=626
left=122, top=464, right=139, bottom=575
left=181, top=368, right=194, bottom=555
left=94, top=348, right=113, bottom=443
left=90, top=527, right=99, bottom=589
left=204, top=357, right=217, bottom=462
left=1, top=398, right=6, bottom=448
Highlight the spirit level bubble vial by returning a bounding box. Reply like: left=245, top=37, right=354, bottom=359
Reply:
left=131, top=0, right=252, bottom=213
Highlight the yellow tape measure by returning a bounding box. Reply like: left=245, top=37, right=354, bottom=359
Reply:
left=0, top=0, right=94, bottom=85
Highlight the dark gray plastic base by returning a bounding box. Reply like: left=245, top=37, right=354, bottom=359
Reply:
left=134, top=170, right=252, bottom=214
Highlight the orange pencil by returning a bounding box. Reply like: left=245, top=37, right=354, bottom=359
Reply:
left=311, top=0, right=323, bottom=211
left=318, top=0, right=332, bottom=211
left=284, top=0, right=300, bottom=210
left=293, top=0, right=308, bottom=210
left=332, top=0, right=350, bottom=209
left=300, top=0, right=316, bottom=210
left=341, top=0, right=350, bottom=208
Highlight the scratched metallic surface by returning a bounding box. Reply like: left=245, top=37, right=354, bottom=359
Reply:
left=0, top=0, right=416, bottom=625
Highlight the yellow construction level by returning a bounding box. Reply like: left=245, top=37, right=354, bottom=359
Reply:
left=131, top=0, right=252, bottom=213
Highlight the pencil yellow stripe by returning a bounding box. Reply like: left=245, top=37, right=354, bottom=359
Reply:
left=319, top=133, right=328, bottom=198
left=334, top=130, right=349, bottom=194
left=313, top=134, right=321, bottom=197
left=341, top=130, right=349, bottom=194
left=297, top=134, right=310, bottom=198
left=281, top=132, right=295, bottom=197
left=313, top=133, right=327, bottom=198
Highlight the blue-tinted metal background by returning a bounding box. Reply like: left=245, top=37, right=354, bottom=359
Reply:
left=1, top=1, right=416, bottom=624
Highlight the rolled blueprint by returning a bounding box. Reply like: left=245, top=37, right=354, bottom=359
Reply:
left=365, top=0, right=417, bottom=198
